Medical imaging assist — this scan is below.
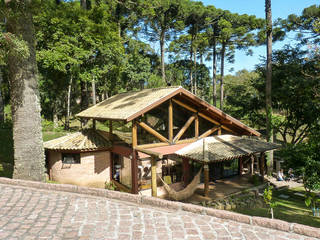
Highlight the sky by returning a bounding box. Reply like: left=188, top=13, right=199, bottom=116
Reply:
left=199, top=0, right=319, bottom=75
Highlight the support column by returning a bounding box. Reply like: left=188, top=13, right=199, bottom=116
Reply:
left=239, top=157, right=243, bottom=176
left=168, top=100, right=173, bottom=143
left=131, top=150, right=138, bottom=194
left=259, top=152, right=265, bottom=182
left=195, top=114, right=199, bottom=138
left=250, top=155, right=254, bottom=176
left=132, top=120, right=137, bottom=148
left=217, top=127, right=222, bottom=135
left=204, top=164, right=209, bottom=197
left=151, top=157, right=157, bottom=197
left=182, top=158, right=190, bottom=186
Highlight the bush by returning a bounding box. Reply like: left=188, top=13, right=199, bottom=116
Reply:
left=0, top=120, right=12, bottom=129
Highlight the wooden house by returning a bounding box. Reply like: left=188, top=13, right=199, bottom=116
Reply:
left=45, top=86, right=279, bottom=198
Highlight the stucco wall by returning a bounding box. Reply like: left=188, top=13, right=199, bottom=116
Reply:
left=120, top=156, right=132, bottom=188
left=48, top=150, right=111, bottom=188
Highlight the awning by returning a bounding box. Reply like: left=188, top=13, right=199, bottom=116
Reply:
left=174, top=135, right=281, bottom=163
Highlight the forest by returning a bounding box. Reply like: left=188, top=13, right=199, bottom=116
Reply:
left=0, top=1, right=319, bottom=186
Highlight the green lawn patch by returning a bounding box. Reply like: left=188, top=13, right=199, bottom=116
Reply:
left=233, top=187, right=320, bottom=228
left=0, top=128, right=68, bottom=178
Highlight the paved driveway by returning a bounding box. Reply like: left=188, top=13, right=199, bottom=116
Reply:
left=0, top=184, right=317, bottom=240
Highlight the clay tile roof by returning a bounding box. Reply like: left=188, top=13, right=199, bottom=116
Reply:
left=44, top=130, right=112, bottom=151
left=76, top=87, right=181, bottom=121
left=175, top=135, right=281, bottom=162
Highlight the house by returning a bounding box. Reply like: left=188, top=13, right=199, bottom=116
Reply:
left=44, top=86, right=279, bottom=198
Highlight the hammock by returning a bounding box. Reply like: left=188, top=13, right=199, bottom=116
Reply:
left=158, top=168, right=202, bottom=201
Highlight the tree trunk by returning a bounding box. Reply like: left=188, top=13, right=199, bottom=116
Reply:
left=160, top=30, right=166, bottom=85
left=212, top=37, right=217, bottom=107
left=80, top=80, right=88, bottom=111
left=65, top=75, right=72, bottom=130
left=80, top=0, right=87, bottom=9
left=265, top=0, right=273, bottom=175
left=6, top=0, right=45, bottom=181
left=0, top=70, right=4, bottom=123
left=220, top=43, right=226, bottom=110
left=190, top=49, right=194, bottom=94
left=193, top=47, right=197, bottom=95
left=91, top=76, right=96, bottom=129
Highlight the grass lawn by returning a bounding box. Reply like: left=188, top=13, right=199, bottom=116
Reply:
left=0, top=128, right=68, bottom=178
left=233, top=187, right=320, bottom=228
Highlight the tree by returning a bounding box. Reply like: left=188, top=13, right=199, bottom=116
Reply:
left=205, top=5, right=224, bottom=106
left=4, top=0, right=46, bottom=181
left=263, top=184, right=277, bottom=219
left=265, top=0, right=273, bottom=175
left=184, top=1, right=207, bottom=94
left=143, top=0, right=186, bottom=85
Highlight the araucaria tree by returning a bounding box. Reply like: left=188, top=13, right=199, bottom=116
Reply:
left=265, top=0, right=273, bottom=174
left=4, top=0, right=46, bottom=181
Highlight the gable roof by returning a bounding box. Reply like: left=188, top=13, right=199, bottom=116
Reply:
left=175, top=135, right=280, bottom=162
left=76, top=86, right=260, bottom=136
left=44, top=130, right=113, bottom=151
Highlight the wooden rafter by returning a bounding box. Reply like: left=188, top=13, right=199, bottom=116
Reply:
left=137, top=121, right=169, bottom=143
left=172, top=98, right=236, bottom=134
left=173, top=114, right=196, bottom=143
left=199, top=126, right=220, bottom=139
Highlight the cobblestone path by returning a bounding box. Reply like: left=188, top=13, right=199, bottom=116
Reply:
left=0, top=184, right=318, bottom=240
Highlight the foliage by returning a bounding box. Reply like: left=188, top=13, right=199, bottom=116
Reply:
left=263, top=185, right=277, bottom=219
left=105, top=181, right=117, bottom=191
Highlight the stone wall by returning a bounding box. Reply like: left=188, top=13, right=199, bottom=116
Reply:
left=48, top=150, right=111, bottom=188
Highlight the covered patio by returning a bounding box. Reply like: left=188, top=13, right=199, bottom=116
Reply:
left=138, top=134, right=280, bottom=200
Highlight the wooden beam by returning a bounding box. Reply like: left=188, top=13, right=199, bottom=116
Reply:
left=199, top=126, right=220, bottom=139
left=132, top=120, right=138, bottom=148
left=176, top=138, right=198, bottom=144
left=135, top=146, right=164, bottom=159
left=137, top=121, right=169, bottom=143
left=151, top=157, right=157, bottom=197
left=204, top=164, right=209, bottom=197
left=172, top=99, right=236, bottom=134
left=168, top=100, right=173, bottom=143
left=173, top=115, right=196, bottom=143
left=218, top=127, right=222, bottom=135
left=195, top=114, right=199, bottom=138
left=131, top=150, right=138, bottom=194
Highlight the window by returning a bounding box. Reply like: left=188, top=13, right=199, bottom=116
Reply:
left=62, top=153, right=80, bottom=164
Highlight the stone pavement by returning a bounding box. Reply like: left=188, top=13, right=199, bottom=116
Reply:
left=0, top=184, right=318, bottom=240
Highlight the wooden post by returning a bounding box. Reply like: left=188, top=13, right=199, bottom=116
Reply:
left=92, top=119, right=96, bottom=130
left=218, top=127, right=222, bottom=135
left=239, top=157, right=243, bottom=176
left=250, top=155, right=254, bottom=176
left=195, top=114, right=199, bottom=138
left=110, top=152, right=113, bottom=181
left=131, top=150, right=138, bottom=194
left=259, top=152, right=265, bottom=182
left=168, top=100, right=173, bottom=143
left=109, top=120, right=113, bottom=134
left=204, top=164, right=209, bottom=197
left=151, top=156, right=157, bottom=197
left=182, top=158, right=190, bottom=186
left=132, top=120, right=137, bottom=147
